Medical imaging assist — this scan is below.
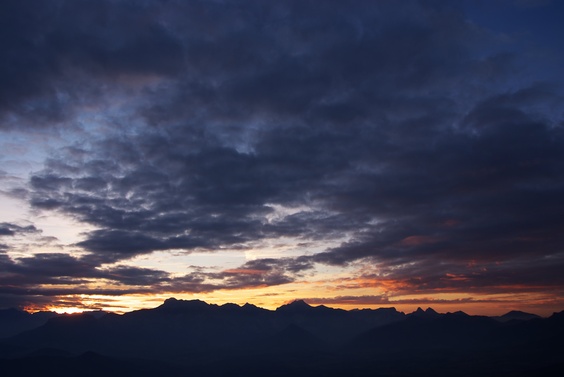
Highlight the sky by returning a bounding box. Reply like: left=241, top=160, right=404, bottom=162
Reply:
left=1, top=0, right=563, bottom=316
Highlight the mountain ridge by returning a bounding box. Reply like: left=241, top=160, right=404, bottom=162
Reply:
left=0, top=299, right=562, bottom=377
left=1, top=298, right=549, bottom=318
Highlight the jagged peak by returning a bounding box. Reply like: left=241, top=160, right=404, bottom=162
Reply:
left=410, top=307, right=441, bottom=318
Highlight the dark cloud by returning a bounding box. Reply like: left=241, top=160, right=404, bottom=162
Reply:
left=0, top=247, right=302, bottom=299
left=0, top=252, right=170, bottom=294
left=0, top=294, right=57, bottom=311
left=300, top=295, right=549, bottom=308
left=0, top=253, right=96, bottom=289
left=0, top=0, right=184, bottom=128
left=0, top=0, right=561, bottom=308
left=321, top=253, right=564, bottom=300
left=204, top=257, right=314, bottom=289
left=0, top=253, right=308, bottom=309
left=0, top=222, right=39, bottom=237
left=0, top=228, right=14, bottom=236
left=76, top=230, right=172, bottom=264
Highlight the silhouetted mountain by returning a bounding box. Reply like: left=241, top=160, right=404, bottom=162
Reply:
left=241, top=302, right=268, bottom=314
left=259, top=323, right=327, bottom=352
left=276, top=299, right=313, bottom=313
left=494, top=310, right=542, bottom=322
left=0, top=309, right=58, bottom=338
left=349, top=307, right=406, bottom=327
left=1, top=300, right=562, bottom=377
left=26, top=347, right=74, bottom=358
left=156, top=297, right=212, bottom=312
left=351, top=311, right=499, bottom=353
left=0, top=308, right=27, bottom=321
left=0, top=350, right=186, bottom=377
left=87, top=310, right=109, bottom=319
left=408, top=306, right=442, bottom=319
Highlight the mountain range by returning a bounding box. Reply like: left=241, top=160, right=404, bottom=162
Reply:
left=1, top=299, right=562, bottom=376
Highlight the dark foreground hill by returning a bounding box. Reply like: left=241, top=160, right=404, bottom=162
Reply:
left=0, top=309, right=57, bottom=338
left=1, top=299, right=563, bottom=377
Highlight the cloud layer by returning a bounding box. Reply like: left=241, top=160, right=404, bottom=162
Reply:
left=1, top=0, right=563, bottom=310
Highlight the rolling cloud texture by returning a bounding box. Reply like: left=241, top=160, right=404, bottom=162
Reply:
left=1, top=0, right=563, bottom=309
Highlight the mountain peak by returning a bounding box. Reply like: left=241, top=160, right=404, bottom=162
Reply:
left=451, top=310, right=469, bottom=316
left=503, top=310, right=538, bottom=317
left=0, top=308, right=29, bottom=320
left=288, top=299, right=311, bottom=308
left=220, top=303, right=240, bottom=310
left=495, top=310, right=541, bottom=322
left=242, top=303, right=261, bottom=311
left=240, top=303, right=269, bottom=314
left=410, top=307, right=441, bottom=319
left=159, top=298, right=210, bottom=311
left=276, top=300, right=312, bottom=312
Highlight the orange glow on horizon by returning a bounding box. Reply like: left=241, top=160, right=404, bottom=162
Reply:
left=18, top=281, right=564, bottom=318
left=18, top=274, right=564, bottom=317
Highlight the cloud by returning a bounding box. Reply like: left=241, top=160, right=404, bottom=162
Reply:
left=0, top=253, right=309, bottom=308
left=0, top=0, right=561, bottom=308
left=299, top=294, right=543, bottom=308
left=0, top=222, right=39, bottom=237
left=206, top=257, right=314, bottom=289
left=0, top=0, right=184, bottom=129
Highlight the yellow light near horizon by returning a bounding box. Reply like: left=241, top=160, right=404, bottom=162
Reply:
left=23, top=278, right=564, bottom=317
left=46, top=307, right=85, bottom=315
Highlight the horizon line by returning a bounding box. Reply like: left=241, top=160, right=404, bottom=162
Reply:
left=9, top=297, right=559, bottom=318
